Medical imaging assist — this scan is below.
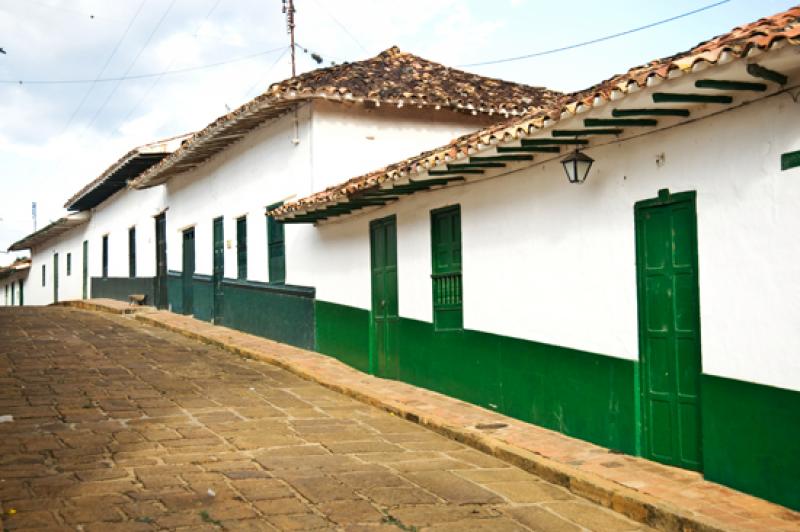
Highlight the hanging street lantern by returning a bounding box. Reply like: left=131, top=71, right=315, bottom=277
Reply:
left=561, top=149, right=594, bottom=184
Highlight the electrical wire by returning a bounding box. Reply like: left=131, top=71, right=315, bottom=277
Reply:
left=59, top=0, right=148, bottom=135
left=82, top=0, right=178, bottom=133
left=0, top=47, right=292, bottom=85
left=457, top=0, right=731, bottom=68
left=117, top=0, right=224, bottom=127
left=240, top=46, right=291, bottom=100
left=305, top=0, right=368, bottom=53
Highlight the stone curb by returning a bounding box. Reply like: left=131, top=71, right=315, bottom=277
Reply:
left=61, top=300, right=725, bottom=532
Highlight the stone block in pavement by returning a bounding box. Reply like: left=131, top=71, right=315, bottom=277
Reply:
left=502, top=506, right=582, bottom=532
left=366, top=486, right=439, bottom=506
left=253, top=497, right=310, bottom=515
left=543, top=500, right=648, bottom=531
left=265, top=512, right=333, bottom=530
left=481, top=480, right=574, bottom=503
left=402, top=470, right=504, bottom=504
left=388, top=504, right=501, bottom=527
left=282, top=475, right=360, bottom=503
left=317, top=499, right=384, bottom=525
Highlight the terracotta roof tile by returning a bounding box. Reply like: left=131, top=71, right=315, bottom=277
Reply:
left=133, top=47, right=562, bottom=188
left=272, top=6, right=800, bottom=218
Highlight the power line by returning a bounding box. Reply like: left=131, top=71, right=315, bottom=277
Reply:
left=59, top=0, right=148, bottom=135
left=0, top=47, right=292, bottom=85
left=240, top=46, right=291, bottom=100
left=457, top=0, right=731, bottom=68
left=306, top=0, right=368, bottom=54
left=82, top=0, right=178, bottom=133
left=117, top=0, right=224, bottom=128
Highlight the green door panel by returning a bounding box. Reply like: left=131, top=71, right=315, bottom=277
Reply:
left=635, top=190, right=702, bottom=471
left=212, top=216, right=224, bottom=324
left=182, top=228, right=195, bottom=316
left=370, top=215, right=399, bottom=379
left=154, top=213, right=168, bottom=309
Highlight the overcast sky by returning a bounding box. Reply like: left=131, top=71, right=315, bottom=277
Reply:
left=0, top=0, right=796, bottom=263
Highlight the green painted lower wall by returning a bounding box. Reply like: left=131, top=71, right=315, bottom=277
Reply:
left=702, top=375, right=800, bottom=511
left=222, top=279, right=314, bottom=349
left=315, top=300, right=370, bottom=373
left=91, top=277, right=155, bottom=305
left=167, top=272, right=182, bottom=314
left=191, top=275, right=213, bottom=322
left=313, top=300, right=636, bottom=454
left=167, top=272, right=313, bottom=349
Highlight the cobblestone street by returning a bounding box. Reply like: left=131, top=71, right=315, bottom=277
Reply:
left=0, top=307, right=651, bottom=531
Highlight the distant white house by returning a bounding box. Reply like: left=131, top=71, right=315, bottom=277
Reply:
left=0, top=257, right=30, bottom=306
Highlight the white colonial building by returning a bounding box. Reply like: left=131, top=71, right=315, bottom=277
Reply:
left=6, top=8, right=800, bottom=511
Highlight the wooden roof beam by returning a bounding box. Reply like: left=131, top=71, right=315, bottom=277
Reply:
left=652, top=92, right=732, bottom=104
left=612, top=108, right=690, bottom=117
left=695, top=79, right=767, bottom=92
left=746, top=63, right=787, bottom=85
left=497, top=146, right=560, bottom=153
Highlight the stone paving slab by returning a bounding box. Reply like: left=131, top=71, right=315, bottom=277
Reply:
left=57, top=300, right=800, bottom=531
left=0, top=306, right=651, bottom=531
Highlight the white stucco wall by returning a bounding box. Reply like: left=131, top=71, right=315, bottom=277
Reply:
left=23, top=225, right=86, bottom=305
left=165, top=104, right=314, bottom=281
left=292, top=89, right=800, bottom=393
left=310, top=100, right=493, bottom=192
left=84, top=185, right=168, bottom=282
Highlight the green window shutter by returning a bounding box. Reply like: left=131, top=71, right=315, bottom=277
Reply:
left=66, top=253, right=72, bottom=276
left=236, top=216, right=247, bottom=280
left=267, top=202, right=286, bottom=284
left=128, top=227, right=136, bottom=278
left=430, top=205, right=463, bottom=331
left=41, top=264, right=46, bottom=286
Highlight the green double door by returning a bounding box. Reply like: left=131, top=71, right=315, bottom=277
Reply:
left=370, top=216, right=399, bottom=379
left=635, top=190, right=702, bottom=471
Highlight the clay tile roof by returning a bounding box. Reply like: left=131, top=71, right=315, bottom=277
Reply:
left=267, top=46, right=561, bottom=114
left=0, top=257, right=31, bottom=281
left=132, top=47, right=562, bottom=188
left=8, top=213, right=90, bottom=252
left=271, top=6, right=800, bottom=219
left=65, top=133, right=192, bottom=212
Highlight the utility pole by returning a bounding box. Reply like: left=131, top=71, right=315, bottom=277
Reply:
left=282, top=0, right=296, bottom=77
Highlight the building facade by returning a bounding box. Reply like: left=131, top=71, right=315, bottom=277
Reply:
left=6, top=9, right=800, bottom=511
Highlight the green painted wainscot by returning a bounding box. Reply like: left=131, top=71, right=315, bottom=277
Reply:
left=168, top=271, right=213, bottom=322
left=168, top=271, right=315, bottom=350
left=91, top=276, right=156, bottom=305
left=221, top=279, right=314, bottom=350
left=314, top=299, right=636, bottom=454
left=702, top=375, right=800, bottom=511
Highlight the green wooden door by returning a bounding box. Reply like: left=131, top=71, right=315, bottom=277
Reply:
left=182, top=228, right=195, bottom=315
left=18, top=279, right=24, bottom=306
left=370, top=216, right=399, bottom=379
left=635, top=190, right=702, bottom=471
left=212, top=216, right=224, bottom=324
left=53, top=253, right=59, bottom=303
left=154, top=213, right=168, bottom=309
left=82, top=240, right=88, bottom=299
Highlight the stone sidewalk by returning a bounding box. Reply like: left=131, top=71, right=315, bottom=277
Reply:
left=0, top=306, right=653, bottom=531
left=64, top=300, right=800, bottom=530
